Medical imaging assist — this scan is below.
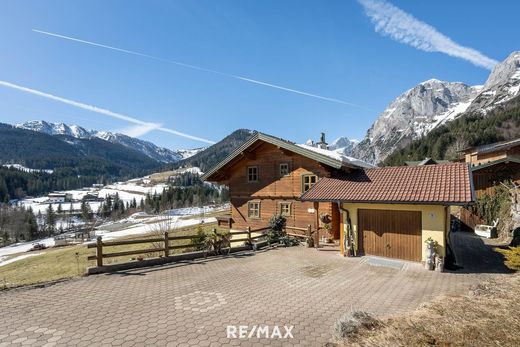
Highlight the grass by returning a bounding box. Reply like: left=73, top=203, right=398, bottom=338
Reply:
left=334, top=274, right=520, bottom=347
left=495, top=246, right=520, bottom=270
left=0, top=223, right=230, bottom=289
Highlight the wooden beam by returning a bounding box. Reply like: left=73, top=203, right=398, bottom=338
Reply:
left=240, top=151, right=256, bottom=160
left=314, top=202, right=320, bottom=248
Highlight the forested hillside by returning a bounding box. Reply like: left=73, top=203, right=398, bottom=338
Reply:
left=173, top=129, right=253, bottom=172
left=384, top=95, right=520, bottom=166
left=0, top=124, right=163, bottom=200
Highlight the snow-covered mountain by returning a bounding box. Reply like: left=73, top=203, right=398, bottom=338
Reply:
left=16, top=121, right=202, bottom=163
left=351, top=51, right=520, bottom=164
left=328, top=136, right=359, bottom=156
left=467, top=51, right=520, bottom=112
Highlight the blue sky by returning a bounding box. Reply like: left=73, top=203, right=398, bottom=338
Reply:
left=0, top=0, right=518, bottom=150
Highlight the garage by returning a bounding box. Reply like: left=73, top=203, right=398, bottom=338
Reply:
left=358, top=209, right=422, bottom=261
left=301, top=163, right=474, bottom=262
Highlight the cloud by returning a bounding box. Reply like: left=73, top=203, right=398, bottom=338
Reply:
left=119, top=123, right=162, bottom=137
left=358, top=0, right=498, bottom=70
left=32, top=29, right=370, bottom=110
left=0, top=80, right=215, bottom=144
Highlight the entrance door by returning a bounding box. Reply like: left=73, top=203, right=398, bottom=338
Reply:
left=358, top=209, right=422, bottom=261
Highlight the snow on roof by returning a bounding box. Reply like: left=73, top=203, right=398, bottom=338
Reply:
left=296, top=144, right=375, bottom=169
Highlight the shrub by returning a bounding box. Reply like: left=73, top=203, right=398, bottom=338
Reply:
left=471, top=183, right=512, bottom=236
left=267, top=214, right=287, bottom=244
left=190, top=225, right=207, bottom=251
left=332, top=311, right=381, bottom=342
left=495, top=246, right=520, bottom=270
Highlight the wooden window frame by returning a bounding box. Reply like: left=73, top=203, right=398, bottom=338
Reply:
left=279, top=163, right=290, bottom=177
left=279, top=202, right=292, bottom=217
left=247, top=166, right=259, bottom=182
left=247, top=200, right=261, bottom=219
left=301, top=174, right=318, bottom=193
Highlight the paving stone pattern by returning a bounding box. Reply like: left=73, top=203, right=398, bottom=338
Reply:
left=0, top=242, right=503, bottom=346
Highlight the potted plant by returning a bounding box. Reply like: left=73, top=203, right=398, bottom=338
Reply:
left=319, top=213, right=333, bottom=243
left=424, top=237, right=438, bottom=270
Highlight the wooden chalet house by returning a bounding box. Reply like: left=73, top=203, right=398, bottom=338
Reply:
left=459, top=137, right=520, bottom=228
left=203, top=131, right=474, bottom=262
left=462, top=137, right=520, bottom=198
left=202, top=132, right=374, bottom=242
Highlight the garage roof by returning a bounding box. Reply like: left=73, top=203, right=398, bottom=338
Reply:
left=301, top=162, right=474, bottom=205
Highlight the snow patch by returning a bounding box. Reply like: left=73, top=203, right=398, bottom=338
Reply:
left=2, top=164, right=53, bottom=174
left=0, top=253, right=43, bottom=267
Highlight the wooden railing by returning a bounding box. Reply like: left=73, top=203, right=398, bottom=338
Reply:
left=87, top=224, right=316, bottom=268
left=87, top=228, right=268, bottom=267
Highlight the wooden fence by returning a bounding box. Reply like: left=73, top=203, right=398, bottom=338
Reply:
left=87, top=226, right=271, bottom=267
left=459, top=207, right=485, bottom=230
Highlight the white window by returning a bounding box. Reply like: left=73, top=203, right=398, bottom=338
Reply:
left=302, top=174, right=318, bottom=193
left=279, top=163, right=289, bottom=176
left=247, top=166, right=258, bottom=182
left=279, top=202, right=292, bottom=216
left=248, top=201, right=261, bottom=218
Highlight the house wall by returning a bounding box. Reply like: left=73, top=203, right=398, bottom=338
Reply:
left=465, top=144, right=520, bottom=165
left=227, top=142, right=340, bottom=236
left=340, top=203, right=447, bottom=261
left=472, top=162, right=520, bottom=198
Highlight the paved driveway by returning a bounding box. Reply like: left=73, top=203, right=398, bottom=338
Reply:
left=0, top=239, right=505, bottom=347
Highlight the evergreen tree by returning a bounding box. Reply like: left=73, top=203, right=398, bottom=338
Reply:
left=45, top=204, right=57, bottom=236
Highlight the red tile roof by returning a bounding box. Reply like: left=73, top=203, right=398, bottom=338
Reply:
left=301, top=163, right=474, bottom=205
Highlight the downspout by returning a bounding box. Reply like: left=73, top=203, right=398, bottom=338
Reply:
left=337, top=202, right=355, bottom=257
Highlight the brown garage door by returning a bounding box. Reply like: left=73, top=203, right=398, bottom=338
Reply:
left=358, top=209, right=422, bottom=261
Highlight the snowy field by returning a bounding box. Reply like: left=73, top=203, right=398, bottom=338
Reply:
left=16, top=167, right=205, bottom=215
left=0, top=204, right=229, bottom=263
left=1, top=168, right=227, bottom=266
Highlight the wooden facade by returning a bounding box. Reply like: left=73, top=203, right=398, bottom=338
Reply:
left=472, top=161, right=520, bottom=198
left=226, top=142, right=344, bottom=237
left=464, top=143, right=520, bottom=166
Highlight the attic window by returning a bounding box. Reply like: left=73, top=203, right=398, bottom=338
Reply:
left=247, top=166, right=258, bottom=182
left=280, top=163, right=289, bottom=176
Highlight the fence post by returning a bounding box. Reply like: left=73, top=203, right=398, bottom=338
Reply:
left=164, top=231, right=169, bottom=257
left=247, top=226, right=252, bottom=245
left=96, top=236, right=103, bottom=267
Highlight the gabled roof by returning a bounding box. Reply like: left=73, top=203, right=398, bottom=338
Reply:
left=404, top=158, right=451, bottom=166
left=301, top=162, right=474, bottom=205
left=471, top=156, right=520, bottom=171
left=201, top=132, right=374, bottom=181
left=461, top=137, right=520, bottom=155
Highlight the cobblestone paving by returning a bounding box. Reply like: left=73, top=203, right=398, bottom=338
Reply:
left=0, top=243, right=504, bottom=346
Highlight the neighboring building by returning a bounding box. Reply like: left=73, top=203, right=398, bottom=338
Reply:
left=202, top=132, right=374, bottom=241
left=203, top=131, right=474, bottom=262
left=404, top=158, right=450, bottom=166
left=47, top=193, right=72, bottom=203
left=462, top=137, right=520, bottom=166
left=301, top=163, right=474, bottom=261
left=460, top=137, right=520, bottom=198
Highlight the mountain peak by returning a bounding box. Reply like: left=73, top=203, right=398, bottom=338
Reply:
left=15, top=120, right=202, bottom=163
left=352, top=50, right=520, bottom=164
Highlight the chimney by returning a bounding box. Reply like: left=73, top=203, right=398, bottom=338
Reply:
left=317, top=132, right=328, bottom=150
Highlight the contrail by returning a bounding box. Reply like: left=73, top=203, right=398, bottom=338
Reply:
left=32, top=29, right=371, bottom=111
left=358, top=0, right=498, bottom=70
left=0, top=80, right=215, bottom=144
